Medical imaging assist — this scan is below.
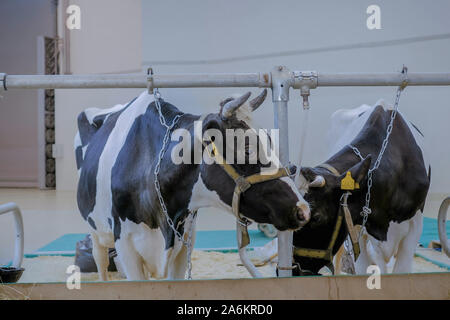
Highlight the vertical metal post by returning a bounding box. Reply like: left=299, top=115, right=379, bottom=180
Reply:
left=271, top=66, right=294, bottom=277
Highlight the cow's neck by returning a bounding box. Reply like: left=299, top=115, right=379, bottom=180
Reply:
left=324, top=145, right=364, bottom=176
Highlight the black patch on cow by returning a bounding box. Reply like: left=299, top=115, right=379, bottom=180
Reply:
left=293, top=105, right=430, bottom=275
left=75, top=145, right=83, bottom=170
left=77, top=112, right=97, bottom=147
left=76, top=97, right=137, bottom=221
left=107, top=218, right=112, bottom=229
left=92, top=113, right=108, bottom=128
left=110, top=100, right=200, bottom=247
left=113, top=215, right=121, bottom=240
left=87, top=216, right=97, bottom=230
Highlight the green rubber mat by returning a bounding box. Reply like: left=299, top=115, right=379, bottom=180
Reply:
left=22, top=217, right=449, bottom=258
left=25, top=230, right=273, bottom=257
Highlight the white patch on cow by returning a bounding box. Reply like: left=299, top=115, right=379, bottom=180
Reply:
left=326, top=99, right=429, bottom=169
left=83, top=103, right=126, bottom=126
left=188, top=173, right=232, bottom=213
left=326, top=103, right=373, bottom=157
left=356, top=211, right=423, bottom=274
left=280, top=176, right=310, bottom=220
left=111, top=205, right=197, bottom=280
left=295, top=172, right=309, bottom=195
left=115, top=218, right=170, bottom=280
left=87, top=91, right=154, bottom=247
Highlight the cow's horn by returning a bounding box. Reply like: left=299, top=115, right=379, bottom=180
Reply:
left=309, top=175, right=325, bottom=188
left=221, top=91, right=251, bottom=119
left=249, top=89, right=267, bottom=111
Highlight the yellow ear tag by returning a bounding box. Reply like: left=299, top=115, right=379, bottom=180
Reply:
left=341, top=171, right=356, bottom=190
left=211, top=141, right=217, bottom=156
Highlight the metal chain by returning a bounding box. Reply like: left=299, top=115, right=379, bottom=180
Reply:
left=348, top=145, right=364, bottom=161
left=355, top=68, right=407, bottom=241
left=152, top=89, right=195, bottom=279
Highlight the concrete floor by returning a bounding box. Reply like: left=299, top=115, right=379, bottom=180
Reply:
left=0, top=188, right=448, bottom=265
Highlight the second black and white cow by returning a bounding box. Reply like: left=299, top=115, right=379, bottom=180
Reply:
left=293, top=100, right=430, bottom=275
left=75, top=90, right=310, bottom=281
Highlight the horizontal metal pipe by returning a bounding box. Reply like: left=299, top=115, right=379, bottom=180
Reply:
left=2, top=72, right=450, bottom=90
left=2, top=73, right=271, bottom=90
left=318, top=72, right=450, bottom=86
left=153, top=73, right=271, bottom=88
left=3, top=74, right=148, bottom=89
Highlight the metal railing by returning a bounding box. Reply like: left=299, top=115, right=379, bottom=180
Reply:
left=0, top=203, right=24, bottom=268
left=2, top=67, right=450, bottom=277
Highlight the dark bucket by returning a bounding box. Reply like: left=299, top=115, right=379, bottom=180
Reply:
left=0, top=267, right=25, bottom=283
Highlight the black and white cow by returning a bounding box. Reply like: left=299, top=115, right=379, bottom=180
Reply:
left=294, top=100, right=430, bottom=275
left=74, top=90, right=310, bottom=281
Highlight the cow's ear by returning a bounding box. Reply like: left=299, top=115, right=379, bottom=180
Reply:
left=202, top=114, right=221, bottom=132
left=344, top=155, right=372, bottom=184
left=300, top=167, right=316, bottom=182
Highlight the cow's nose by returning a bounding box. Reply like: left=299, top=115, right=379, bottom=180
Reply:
left=295, top=201, right=310, bottom=224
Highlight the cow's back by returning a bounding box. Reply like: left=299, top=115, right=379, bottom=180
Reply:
left=329, top=101, right=430, bottom=239
left=75, top=92, right=155, bottom=244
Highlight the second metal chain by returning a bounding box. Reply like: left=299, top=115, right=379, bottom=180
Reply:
left=353, top=67, right=408, bottom=242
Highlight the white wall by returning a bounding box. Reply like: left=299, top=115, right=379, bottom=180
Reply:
left=56, top=0, right=450, bottom=202
left=141, top=0, right=450, bottom=198
left=55, top=0, right=142, bottom=190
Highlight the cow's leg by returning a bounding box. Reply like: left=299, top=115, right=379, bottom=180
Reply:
left=355, top=232, right=387, bottom=274
left=91, top=232, right=109, bottom=281
left=167, top=243, right=188, bottom=279
left=355, top=232, right=371, bottom=274
left=167, top=215, right=197, bottom=279
left=131, top=225, right=168, bottom=279
left=334, top=245, right=344, bottom=275
left=393, top=212, right=423, bottom=273
left=115, top=236, right=146, bottom=280
left=366, top=239, right=388, bottom=273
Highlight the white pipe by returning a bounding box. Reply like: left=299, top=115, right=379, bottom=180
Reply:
left=1, top=73, right=270, bottom=90
left=274, top=100, right=294, bottom=277
left=0, top=202, right=24, bottom=268
left=317, top=72, right=450, bottom=86
left=3, top=72, right=450, bottom=90
left=236, top=222, right=262, bottom=278
left=297, top=107, right=310, bottom=168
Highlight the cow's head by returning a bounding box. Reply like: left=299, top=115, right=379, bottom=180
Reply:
left=198, top=90, right=310, bottom=231
left=292, top=156, right=371, bottom=274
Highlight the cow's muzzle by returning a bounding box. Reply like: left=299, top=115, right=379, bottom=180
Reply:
left=294, top=201, right=311, bottom=228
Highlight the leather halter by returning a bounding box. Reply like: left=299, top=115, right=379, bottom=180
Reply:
left=203, top=139, right=293, bottom=248
left=294, top=163, right=360, bottom=266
